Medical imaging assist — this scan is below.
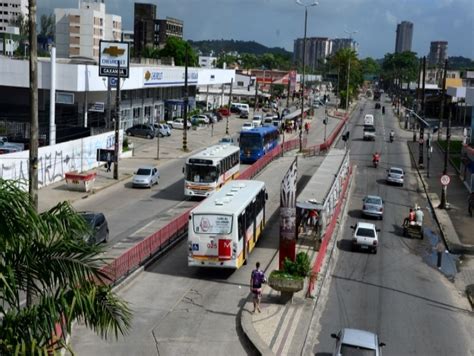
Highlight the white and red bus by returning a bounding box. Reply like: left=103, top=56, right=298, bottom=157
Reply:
left=188, top=180, right=267, bottom=268
left=184, top=144, right=240, bottom=197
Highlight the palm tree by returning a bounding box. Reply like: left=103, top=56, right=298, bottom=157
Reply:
left=329, top=48, right=361, bottom=109
left=0, top=179, right=131, bottom=354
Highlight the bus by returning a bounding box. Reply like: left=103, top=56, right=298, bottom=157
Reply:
left=239, top=126, right=280, bottom=163
left=188, top=180, right=268, bottom=268
left=184, top=144, right=240, bottom=198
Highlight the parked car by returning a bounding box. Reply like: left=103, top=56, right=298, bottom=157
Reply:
left=218, top=136, right=234, bottom=145
left=241, top=122, right=254, bottom=132
left=132, top=166, right=160, bottom=188
left=351, top=222, right=380, bottom=253
left=252, top=115, right=262, bottom=127
left=169, top=118, right=191, bottom=130
left=217, top=107, right=230, bottom=117
left=203, top=112, right=218, bottom=123
left=230, top=105, right=242, bottom=114
left=331, top=328, right=385, bottom=356
left=78, top=212, right=109, bottom=244
left=240, top=110, right=249, bottom=119
left=213, top=111, right=223, bottom=121
left=262, top=117, right=273, bottom=127
left=125, top=124, right=155, bottom=139
left=190, top=115, right=210, bottom=125
left=153, top=123, right=171, bottom=137
left=386, top=167, right=405, bottom=186
left=362, top=195, right=384, bottom=219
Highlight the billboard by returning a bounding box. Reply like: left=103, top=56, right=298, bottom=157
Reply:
left=99, top=41, right=130, bottom=78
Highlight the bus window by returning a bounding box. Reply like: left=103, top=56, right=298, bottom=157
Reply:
left=238, top=214, right=245, bottom=240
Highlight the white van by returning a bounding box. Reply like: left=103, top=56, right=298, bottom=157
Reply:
left=231, top=103, right=250, bottom=113
left=364, top=114, right=374, bottom=126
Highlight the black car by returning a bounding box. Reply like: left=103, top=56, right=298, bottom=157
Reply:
left=213, top=111, right=223, bottom=121
left=125, top=124, right=155, bottom=139
left=79, top=212, right=109, bottom=244
left=230, top=105, right=241, bottom=114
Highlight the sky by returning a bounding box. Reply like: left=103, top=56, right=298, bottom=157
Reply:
left=39, top=0, right=474, bottom=59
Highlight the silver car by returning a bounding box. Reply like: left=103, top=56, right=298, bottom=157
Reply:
left=362, top=195, right=384, bottom=220
left=132, top=166, right=160, bottom=188
left=331, top=328, right=385, bottom=356
left=386, top=167, right=405, bottom=186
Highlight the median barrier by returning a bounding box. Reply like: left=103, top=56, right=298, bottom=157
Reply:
left=100, top=137, right=303, bottom=285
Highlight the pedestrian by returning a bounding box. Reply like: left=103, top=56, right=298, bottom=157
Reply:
left=250, top=262, right=266, bottom=313
left=403, top=208, right=415, bottom=227
left=415, top=206, right=424, bottom=226
left=106, top=152, right=112, bottom=172
left=435, top=241, right=445, bottom=270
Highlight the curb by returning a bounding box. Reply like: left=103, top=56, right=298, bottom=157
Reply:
left=466, top=284, right=474, bottom=309
left=406, top=142, right=474, bottom=255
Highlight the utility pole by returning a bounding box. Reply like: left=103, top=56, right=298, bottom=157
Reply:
left=28, top=0, right=38, bottom=212
left=426, top=132, right=431, bottom=178
left=254, top=80, right=259, bottom=114
left=113, top=61, right=121, bottom=180
left=299, top=6, right=308, bottom=152
left=438, top=59, right=448, bottom=141
left=286, top=73, right=291, bottom=108
left=106, top=77, right=112, bottom=128
left=414, top=57, right=422, bottom=142
left=226, top=78, right=233, bottom=135
left=183, top=45, right=189, bottom=152
left=440, top=107, right=452, bottom=209
left=418, top=56, right=426, bottom=168
left=345, top=56, right=351, bottom=111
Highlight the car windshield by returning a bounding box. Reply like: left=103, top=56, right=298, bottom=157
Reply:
left=364, top=126, right=375, bottom=132
left=356, top=227, right=376, bottom=237
left=243, top=123, right=252, bottom=127
left=80, top=213, right=95, bottom=225
left=390, top=169, right=403, bottom=175
left=365, top=197, right=381, bottom=205
left=240, top=135, right=262, bottom=150
left=186, top=164, right=218, bottom=183
left=340, top=344, right=376, bottom=356
left=136, top=168, right=151, bottom=176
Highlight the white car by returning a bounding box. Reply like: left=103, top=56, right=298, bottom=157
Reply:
left=252, top=115, right=262, bottom=127
left=351, top=221, right=380, bottom=254
left=191, top=114, right=210, bottom=125
left=241, top=122, right=254, bottom=131
left=331, top=328, right=385, bottom=356
left=386, top=167, right=405, bottom=186
left=169, top=118, right=191, bottom=130
left=132, top=166, right=160, bottom=188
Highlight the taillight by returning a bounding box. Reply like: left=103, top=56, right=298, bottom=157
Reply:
left=373, top=240, right=378, bottom=246
left=401, top=175, right=404, bottom=179
left=379, top=207, right=383, bottom=212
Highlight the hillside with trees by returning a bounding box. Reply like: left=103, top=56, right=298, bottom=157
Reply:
left=189, top=39, right=291, bottom=57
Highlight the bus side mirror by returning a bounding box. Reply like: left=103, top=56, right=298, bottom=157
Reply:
left=265, top=193, right=269, bottom=200
left=182, top=167, right=185, bottom=174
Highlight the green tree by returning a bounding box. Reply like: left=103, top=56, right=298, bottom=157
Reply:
left=160, top=37, right=198, bottom=66
left=39, top=14, right=55, bottom=38
left=141, top=45, right=160, bottom=59
left=360, top=57, right=381, bottom=76
left=329, top=48, right=362, bottom=109
left=0, top=179, right=131, bottom=354
left=216, top=53, right=238, bottom=68
left=239, top=53, right=258, bottom=70
left=381, top=51, right=419, bottom=93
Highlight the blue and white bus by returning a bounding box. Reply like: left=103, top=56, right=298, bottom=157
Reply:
left=239, top=126, right=280, bottom=163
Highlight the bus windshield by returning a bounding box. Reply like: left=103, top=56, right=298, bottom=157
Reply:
left=186, top=164, right=219, bottom=183
left=240, top=135, right=262, bottom=150
left=193, top=214, right=233, bottom=234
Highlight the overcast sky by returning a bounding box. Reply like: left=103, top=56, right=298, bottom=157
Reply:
left=39, top=0, right=474, bottom=59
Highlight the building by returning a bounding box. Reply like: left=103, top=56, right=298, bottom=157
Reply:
left=330, top=38, right=356, bottom=55
left=55, top=0, right=121, bottom=59
left=428, top=41, right=448, bottom=66
left=294, top=37, right=331, bottom=71
left=0, top=0, right=28, bottom=33
left=395, top=21, right=413, bottom=53
left=0, top=26, right=20, bottom=56
left=155, top=17, right=183, bottom=47
left=133, top=3, right=156, bottom=57
left=199, top=56, right=217, bottom=68
left=121, top=30, right=134, bottom=46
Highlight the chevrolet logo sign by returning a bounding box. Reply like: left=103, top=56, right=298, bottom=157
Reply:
left=103, top=46, right=125, bottom=57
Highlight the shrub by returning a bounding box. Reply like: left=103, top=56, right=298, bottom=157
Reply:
left=122, top=137, right=129, bottom=150
left=282, top=252, right=310, bottom=278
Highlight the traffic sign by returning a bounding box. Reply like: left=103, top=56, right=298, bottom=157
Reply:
left=440, top=175, right=450, bottom=186
left=419, top=138, right=424, bottom=144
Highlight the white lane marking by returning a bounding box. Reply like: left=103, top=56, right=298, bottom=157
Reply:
left=130, top=219, right=156, bottom=237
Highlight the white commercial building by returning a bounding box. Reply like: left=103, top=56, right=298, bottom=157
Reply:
left=55, top=0, right=121, bottom=59
left=0, top=0, right=28, bottom=33
left=199, top=56, right=217, bottom=68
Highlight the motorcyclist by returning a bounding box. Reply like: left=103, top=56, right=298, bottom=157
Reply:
left=389, top=130, right=395, bottom=142
left=372, top=152, right=380, bottom=167
left=382, top=106, right=385, bottom=114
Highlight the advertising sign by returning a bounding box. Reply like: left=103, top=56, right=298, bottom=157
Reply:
left=99, top=41, right=129, bottom=78
left=143, top=68, right=198, bottom=87
left=193, top=214, right=232, bottom=234
left=289, top=70, right=297, bottom=95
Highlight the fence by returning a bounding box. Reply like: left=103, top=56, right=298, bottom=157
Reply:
left=100, top=136, right=303, bottom=284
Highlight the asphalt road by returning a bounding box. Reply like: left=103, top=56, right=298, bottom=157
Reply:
left=311, top=96, right=474, bottom=355
left=70, top=105, right=333, bottom=355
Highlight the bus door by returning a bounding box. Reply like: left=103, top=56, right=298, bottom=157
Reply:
left=238, top=212, right=246, bottom=262
left=252, top=199, right=257, bottom=244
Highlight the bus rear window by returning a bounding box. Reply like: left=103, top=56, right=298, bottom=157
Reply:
left=193, top=214, right=232, bottom=234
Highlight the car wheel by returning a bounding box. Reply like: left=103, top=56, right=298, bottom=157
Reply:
left=104, top=230, right=109, bottom=243
left=126, top=131, right=132, bottom=136
left=373, top=248, right=377, bottom=254
left=147, top=134, right=153, bottom=139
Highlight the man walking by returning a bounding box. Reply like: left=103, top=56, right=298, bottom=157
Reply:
left=106, top=152, right=112, bottom=172
left=250, top=262, right=266, bottom=313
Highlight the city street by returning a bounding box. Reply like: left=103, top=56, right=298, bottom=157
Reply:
left=311, top=97, right=473, bottom=355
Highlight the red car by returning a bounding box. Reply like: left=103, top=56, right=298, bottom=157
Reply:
left=217, top=107, right=230, bottom=116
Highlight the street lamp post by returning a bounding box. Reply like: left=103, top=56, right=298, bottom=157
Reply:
left=183, top=45, right=189, bottom=152
left=296, top=0, right=318, bottom=152
left=344, top=30, right=357, bottom=112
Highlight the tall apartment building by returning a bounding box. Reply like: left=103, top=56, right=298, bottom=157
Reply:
left=428, top=41, right=448, bottom=66
left=155, top=17, right=183, bottom=47
left=55, top=0, right=121, bottom=58
left=294, top=37, right=331, bottom=71
left=134, top=3, right=156, bottom=57
left=395, top=21, right=413, bottom=53
left=0, top=0, right=28, bottom=33
left=330, top=38, right=357, bottom=55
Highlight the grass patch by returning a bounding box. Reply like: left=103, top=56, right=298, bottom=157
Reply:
left=438, top=139, right=463, bottom=154
left=269, top=270, right=304, bottom=282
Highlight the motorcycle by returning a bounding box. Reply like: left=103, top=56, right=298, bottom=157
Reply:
left=373, top=159, right=379, bottom=168
left=389, top=134, right=394, bottom=143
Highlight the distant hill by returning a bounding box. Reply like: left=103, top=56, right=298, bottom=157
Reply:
left=189, top=39, right=292, bottom=57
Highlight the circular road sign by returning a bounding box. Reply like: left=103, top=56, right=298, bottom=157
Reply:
left=440, top=175, right=451, bottom=186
